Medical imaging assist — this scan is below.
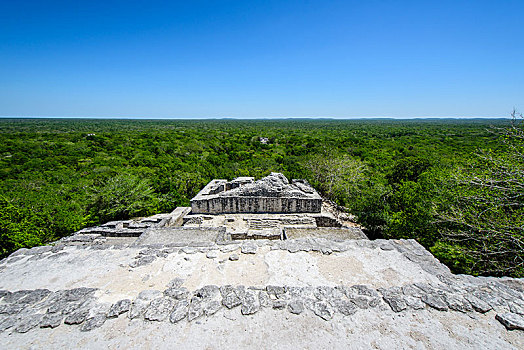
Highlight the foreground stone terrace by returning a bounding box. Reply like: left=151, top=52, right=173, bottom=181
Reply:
left=1, top=238, right=523, bottom=349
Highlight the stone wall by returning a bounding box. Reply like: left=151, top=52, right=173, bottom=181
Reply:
left=191, top=196, right=322, bottom=214
left=190, top=173, right=323, bottom=214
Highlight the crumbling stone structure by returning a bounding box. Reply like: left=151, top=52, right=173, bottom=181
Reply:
left=190, top=173, right=322, bottom=214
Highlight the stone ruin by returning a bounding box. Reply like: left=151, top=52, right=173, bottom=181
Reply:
left=1, top=172, right=523, bottom=348
left=190, top=172, right=322, bottom=214
left=63, top=173, right=364, bottom=245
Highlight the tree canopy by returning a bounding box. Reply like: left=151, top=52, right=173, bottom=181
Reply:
left=1, top=117, right=521, bottom=277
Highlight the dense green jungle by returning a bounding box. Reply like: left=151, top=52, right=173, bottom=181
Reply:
left=1, top=118, right=523, bottom=277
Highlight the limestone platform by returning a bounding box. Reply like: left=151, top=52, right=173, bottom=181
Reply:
left=1, top=237, right=523, bottom=349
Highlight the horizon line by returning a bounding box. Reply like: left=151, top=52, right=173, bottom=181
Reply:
left=0, top=115, right=512, bottom=120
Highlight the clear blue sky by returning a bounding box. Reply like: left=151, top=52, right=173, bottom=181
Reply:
left=1, top=0, right=523, bottom=118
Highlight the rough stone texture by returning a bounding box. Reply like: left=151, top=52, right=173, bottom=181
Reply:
left=39, top=313, right=63, bottom=328
left=203, top=300, right=221, bottom=316
left=143, top=297, right=176, bottom=322
left=1, top=236, right=524, bottom=348
left=107, top=299, right=131, bottom=318
left=496, top=313, right=524, bottom=331
left=310, top=301, right=335, bottom=320
left=241, top=290, right=260, bottom=315
left=68, top=210, right=182, bottom=239
left=258, top=291, right=271, bottom=308
left=136, top=290, right=162, bottom=300
left=169, top=301, right=189, bottom=323
left=206, top=250, right=219, bottom=259
left=285, top=227, right=367, bottom=240
left=129, top=255, right=156, bottom=268
left=334, top=300, right=358, bottom=316
left=380, top=288, right=408, bottom=312
left=0, top=317, right=16, bottom=332
left=444, top=294, right=473, bottom=313
left=272, top=299, right=287, bottom=309
left=187, top=298, right=204, bottom=321
left=80, top=314, right=106, bottom=332
left=191, top=173, right=322, bottom=214
left=134, top=227, right=222, bottom=246
left=422, top=294, right=449, bottom=311
left=15, top=314, right=44, bottom=333
left=64, top=309, right=89, bottom=325
left=167, top=278, right=184, bottom=289
left=383, top=296, right=407, bottom=312
left=240, top=241, right=258, bottom=254
left=128, top=300, right=148, bottom=319
left=0, top=303, right=25, bottom=315
left=465, top=295, right=492, bottom=313
left=221, top=286, right=244, bottom=309
left=288, top=300, right=305, bottom=314
left=164, top=287, right=189, bottom=300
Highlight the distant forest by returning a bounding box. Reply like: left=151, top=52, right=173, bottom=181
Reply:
left=1, top=117, right=522, bottom=277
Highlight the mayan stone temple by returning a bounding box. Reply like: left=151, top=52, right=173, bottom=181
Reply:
left=0, top=173, right=523, bottom=349
left=191, top=172, right=322, bottom=214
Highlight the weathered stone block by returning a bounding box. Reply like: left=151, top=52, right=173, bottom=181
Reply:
left=191, top=173, right=322, bottom=214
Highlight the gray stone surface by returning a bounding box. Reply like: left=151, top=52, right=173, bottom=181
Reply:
left=258, top=291, right=271, bottom=308
left=422, top=294, right=449, bottom=311
left=0, top=303, right=25, bottom=315
left=465, top=295, right=492, bottom=313
left=169, top=301, right=189, bottom=323
left=62, top=287, right=97, bottom=302
left=64, top=309, right=89, bottom=325
left=310, top=301, right=335, bottom=320
left=2, top=235, right=524, bottom=348
left=39, top=313, right=63, bottom=328
left=15, top=314, right=43, bottom=333
left=444, top=294, right=473, bottom=313
left=107, top=299, right=131, bottom=318
left=383, top=295, right=407, bottom=312
left=128, top=299, right=148, bottom=319
left=0, top=316, right=16, bottom=332
left=288, top=300, right=305, bottom=314
left=206, top=250, right=219, bottom=259
left=334, top=300, right=358, bottom=316
left=241, top=290, right=260, bottom=315
left=191, top=173, right=322, bottom=214
left=137, top=290, right=162, bottom=300
left=166, top=278, right=184, bottom=289
left=144, top=297, right=176, bottom=321
left=266, top=285, right=286, bottom=298
left=221, top=286, right=244, bottom=309
left=285, top=227, right=366, bottom=240
left=129, top=255, right=156, bottom=268
left=134, top=227, right=222, bottom=246
left=496, top=313, right=524, bottom=330
left=203, top=300, right=221, bottom=316
left=69, top=211, right=180, bottom=239
left=240, top=242, right=258, bottom=254
left=17, top=289, right=51, bottom=304
left=80, top=314, right=106, bottom=332
left=272, top=299, right=287, bottom=309
left=165, top=288, right=190, bottom=301
left=220, top=245, right=239, bottom=253
left=187, top=298, right=204, bottom=321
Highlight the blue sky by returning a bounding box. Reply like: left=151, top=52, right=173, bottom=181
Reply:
left=1, top=0, right=523, bottom=118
